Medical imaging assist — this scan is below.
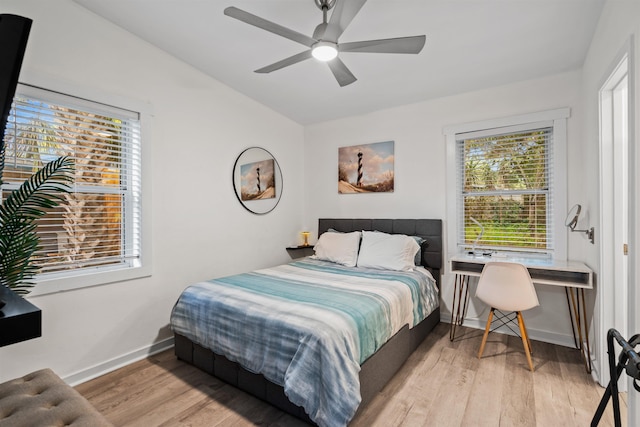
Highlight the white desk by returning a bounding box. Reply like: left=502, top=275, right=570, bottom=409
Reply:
left=449, top=253, right=593, bottom=372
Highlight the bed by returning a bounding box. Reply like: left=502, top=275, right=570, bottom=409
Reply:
left=171, top=218, right=442, bottom=426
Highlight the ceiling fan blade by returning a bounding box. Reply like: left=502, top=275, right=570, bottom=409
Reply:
left=322, top=0, right=367, bottom=43
left=255, top=50, right=313, bottom=73
left=327, top=58, right=357, bottom=87
left=224, top=6, right=316, bottom=48
left=339, top=35, right=426, bottom=54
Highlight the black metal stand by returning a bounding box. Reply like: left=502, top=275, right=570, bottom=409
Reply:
left=591, top=328, right=640, bottom=427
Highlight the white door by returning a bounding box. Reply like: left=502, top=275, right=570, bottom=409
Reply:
left=599, top=54, right=629, bottom=388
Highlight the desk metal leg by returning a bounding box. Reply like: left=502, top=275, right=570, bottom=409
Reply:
left=449, top=274, right=471, bottom=341
left=565, top=287, right=592, bottom=373
left=565, top=287, right=579, bottom=348
left=580, top=288, right=593, bottom=373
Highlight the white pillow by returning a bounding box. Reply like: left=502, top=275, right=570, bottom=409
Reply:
left=356, top=231, right=420, bottom=271
left=313, top=231, right=361, bottom=267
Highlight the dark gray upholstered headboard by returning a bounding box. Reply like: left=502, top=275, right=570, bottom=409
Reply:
left=318, top=218, right=443, bottom=289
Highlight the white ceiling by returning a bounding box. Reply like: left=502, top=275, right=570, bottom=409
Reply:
left=72, top=0, right=604, bottom=125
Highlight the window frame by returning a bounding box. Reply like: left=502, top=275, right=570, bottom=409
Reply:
left=444, top=108, right=569, bottom=261
left=4, top=83, right=152, bottom=296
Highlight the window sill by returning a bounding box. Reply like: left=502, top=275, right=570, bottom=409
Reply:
left=27, top=264, right=152, bottom=297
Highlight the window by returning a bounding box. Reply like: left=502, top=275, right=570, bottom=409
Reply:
left=458, top=126, right=553, bottom=253
left=445, top=109, right=569, bottom=259
left=2, top=84, right=148, bottom=292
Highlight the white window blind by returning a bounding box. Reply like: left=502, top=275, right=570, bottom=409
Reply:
left=456, top=124, right=554, bottom=254
left=2, top=84, right=142, bottom=277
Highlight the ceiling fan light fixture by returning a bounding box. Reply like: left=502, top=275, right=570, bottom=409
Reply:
left=225, top=2, right=426, bottom=87
left=312, top=41, right=338, bottom=61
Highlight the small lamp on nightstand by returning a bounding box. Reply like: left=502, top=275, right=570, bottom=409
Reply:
left=301, top=231, right=310, bottom=247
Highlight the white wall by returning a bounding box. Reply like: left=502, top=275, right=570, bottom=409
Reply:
left=0, top=0, right=304, bottom=384
left=580, top=0, right=640, bottom=424
left=304, top=70, right=584, bottom=346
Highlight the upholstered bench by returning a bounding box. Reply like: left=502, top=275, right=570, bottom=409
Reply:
left=0, top=368, right=112, bottom=426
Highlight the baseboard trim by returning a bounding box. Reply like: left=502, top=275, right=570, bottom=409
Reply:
left=441, top=314, right=577, bottom=348
left=64, top=337, right=175, bottom=386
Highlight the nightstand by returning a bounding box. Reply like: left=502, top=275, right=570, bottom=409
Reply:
left=286, top=246, right=314, bottom=259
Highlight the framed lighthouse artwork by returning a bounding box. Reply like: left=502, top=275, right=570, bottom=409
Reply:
left=240, top=158, right=276, bottom=201
left=232, top=147, right=283, bottom=215
left=338, top=141, right=395, bottom=194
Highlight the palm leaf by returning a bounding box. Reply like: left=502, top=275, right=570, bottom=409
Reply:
left=0, top=139, right=5, bottom=187
left=0, top=221, right=39, bottom=293
left=0, top=156, right=74, bottom=293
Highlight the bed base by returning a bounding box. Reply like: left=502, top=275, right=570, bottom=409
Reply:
left=174, top=307, right=440, bottom=425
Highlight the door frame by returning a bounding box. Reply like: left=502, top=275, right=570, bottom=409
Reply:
left=598, top=36, right=636, bottom=400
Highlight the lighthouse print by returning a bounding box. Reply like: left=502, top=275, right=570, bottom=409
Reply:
left=338, top=141, right=394, bottom=194
left=240, top=158, right=276, bottom=201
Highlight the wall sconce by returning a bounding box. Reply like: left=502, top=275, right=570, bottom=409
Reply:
left=565, top=204, right=595, bottom=244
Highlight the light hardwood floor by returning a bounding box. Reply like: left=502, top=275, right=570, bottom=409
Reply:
left=76, top=323, right=626, bottom=426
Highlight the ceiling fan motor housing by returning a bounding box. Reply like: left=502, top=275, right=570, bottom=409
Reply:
left=314, top=0, right=336, bottom=11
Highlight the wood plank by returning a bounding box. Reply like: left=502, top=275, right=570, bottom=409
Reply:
left=556, top=343, right=622, bottom=427
left=499, top=334, right=536, bottom=426
left=532, top=340, right=577, bottom=426
left=76, top=324, right=626, bottom=427
left=422, top=359, right=476, bottom=426
left=460, top=332, right=507, bottom=426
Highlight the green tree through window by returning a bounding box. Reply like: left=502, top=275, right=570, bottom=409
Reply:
left=459, top=127, right=552, bottom=252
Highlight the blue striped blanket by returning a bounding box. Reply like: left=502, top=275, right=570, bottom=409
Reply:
left=170, top=258, right=439, bottom=427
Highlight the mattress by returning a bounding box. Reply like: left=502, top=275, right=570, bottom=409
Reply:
left=170, top=257, right=439, bottom=427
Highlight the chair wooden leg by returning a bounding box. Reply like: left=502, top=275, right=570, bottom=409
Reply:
left=478, top=308, right=494, bottom=359
left=517, top=311, right=534, bottom=372
left=522, top=319, right=533, bottom=356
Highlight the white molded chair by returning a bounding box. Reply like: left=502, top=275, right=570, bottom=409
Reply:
left=476, top=261, right=540, bottom=372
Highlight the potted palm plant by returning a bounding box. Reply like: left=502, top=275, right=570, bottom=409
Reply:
left=0, top=14, right=73, bottom=305
left=0, top=156, right=74, bottom=297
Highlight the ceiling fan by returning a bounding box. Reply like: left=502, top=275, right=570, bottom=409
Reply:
left=224, top=0, right=426, bottom=87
